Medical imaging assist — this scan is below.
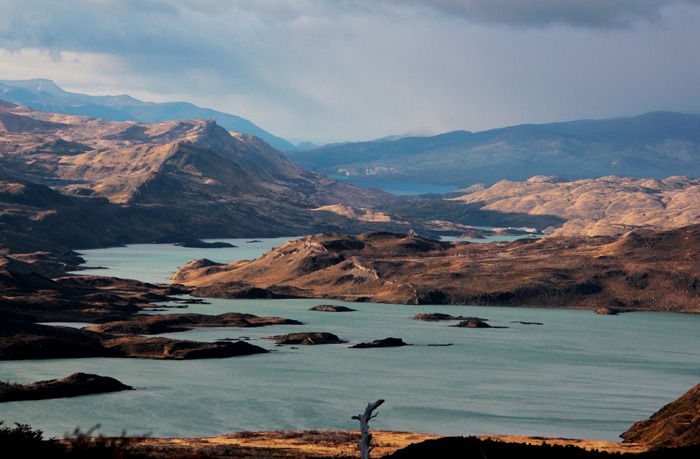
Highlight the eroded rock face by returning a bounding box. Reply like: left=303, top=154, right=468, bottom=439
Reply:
left=172, top=226, right=700, bottom=313
left=621, top=382, right=700, bottom=449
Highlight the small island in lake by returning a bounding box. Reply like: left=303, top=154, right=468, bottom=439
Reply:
left=0, top=373, right=131, bottom=403
left=350, top=337, right=409, bottom=348
left=309, top=305, right=356, bottom=312
left=268, top=332, right=347, bottom=345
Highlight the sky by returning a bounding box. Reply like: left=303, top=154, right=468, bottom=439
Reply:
left=1, top=0, right=700, bottom=145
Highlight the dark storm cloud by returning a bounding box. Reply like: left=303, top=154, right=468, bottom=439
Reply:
left=1, top=0, right=699, bottom=143
left=394, top=0, right=700, bottom=28
left=0, top=0, right=267, bottom=90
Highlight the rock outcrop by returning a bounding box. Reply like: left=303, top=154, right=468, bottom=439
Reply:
left=0, top=263, right=176, bottom=324
left=0, top=322, right=117, bottom=360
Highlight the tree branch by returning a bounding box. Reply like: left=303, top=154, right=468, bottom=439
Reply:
left=352, top=399, right=385, bottom=459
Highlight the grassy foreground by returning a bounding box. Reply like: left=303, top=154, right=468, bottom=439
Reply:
left=2, top=422, right=655, bottom=458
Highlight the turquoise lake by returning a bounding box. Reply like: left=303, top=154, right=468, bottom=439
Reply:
left=1, top=237, right=699, bottom=442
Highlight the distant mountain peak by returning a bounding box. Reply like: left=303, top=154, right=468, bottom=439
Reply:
left=1, top=78, right=65, bottom=96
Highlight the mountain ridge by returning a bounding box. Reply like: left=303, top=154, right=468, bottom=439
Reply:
left=0, top=78, right=294, bottom=151
left=0, top=102, right=413, bottom=252
left=287, top=111, right=700, bottom=186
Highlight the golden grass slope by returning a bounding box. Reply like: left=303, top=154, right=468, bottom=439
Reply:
left=172, top=227, right=700, bottom=313
left=451, top=175, right=700, bottom=236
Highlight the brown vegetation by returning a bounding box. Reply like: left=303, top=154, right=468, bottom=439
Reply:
left=621, top=382, right=700, bottom=449
left=172, top=226, right=700, bottom=313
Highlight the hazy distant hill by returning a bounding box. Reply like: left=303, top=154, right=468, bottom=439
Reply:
left=287, top=112, right=700, bottom=186
left=0, top=79, right=294, bottom=150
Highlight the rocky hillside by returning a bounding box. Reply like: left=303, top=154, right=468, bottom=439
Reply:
left=446, top=175, right=700, bottom=237
left=287, top=111, right=700, bottom=186
left=171, top=226, right=700, bottom=313
left=0, top=101, right=410, bottom=251
left=622, top=382, right=700, bottom=449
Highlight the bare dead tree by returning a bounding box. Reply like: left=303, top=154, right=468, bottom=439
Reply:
left=351, top=399, right=384, bottom=459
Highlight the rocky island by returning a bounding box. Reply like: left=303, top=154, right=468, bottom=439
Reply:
left=309, top=304, right=356, bottom=312
left=172, top=226, right=700, bottom=313
left=0, top=259, right=302, bottom=360
left=350, top=337, right=409, bottom=348
left=268, top=332, right=346, bottom=345
left=0, top=373, right=131, bottom=403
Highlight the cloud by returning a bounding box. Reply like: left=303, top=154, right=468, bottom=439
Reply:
left=0, top=0, right=699, bottom=144
left=389, top=0, right=700, bottom=28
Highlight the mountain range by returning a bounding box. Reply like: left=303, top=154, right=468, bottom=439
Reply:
left=0, top=100, right=409, bottom=252
left=5, top=80, right=700, bottom=190
left=286, top=111, right=700, bottom=187
left=0, top=79, right=294, bottom=151
left=3, top=81, right=700, bottom=248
